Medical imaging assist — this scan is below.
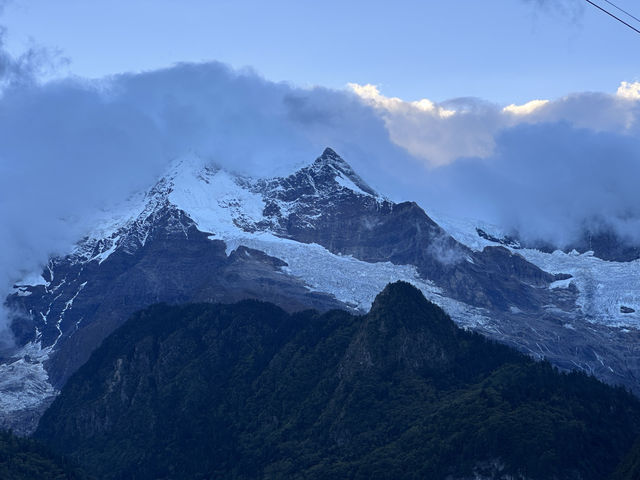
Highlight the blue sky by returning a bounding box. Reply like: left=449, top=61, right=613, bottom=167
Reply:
left=2, top=0, right=639, bottom=104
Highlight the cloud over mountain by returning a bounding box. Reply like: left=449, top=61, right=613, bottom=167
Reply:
left=0, top=60, right=408, bottom=337
left=2, top=36, right=640, bottom=338
left=349, top=81, right=640, bottom=247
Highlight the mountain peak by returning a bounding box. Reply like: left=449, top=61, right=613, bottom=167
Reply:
left=370, top=281, right=431, bottom=313
left=318, top=146, right=343, bottom=162
left=369, top=281, right=457, bottom=335
left=314, top=147, right=353, bottom=172
left=310, top=147, right=379, bottom=197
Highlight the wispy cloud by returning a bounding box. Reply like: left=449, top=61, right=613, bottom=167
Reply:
left=521, top=0, right=584, bottom=19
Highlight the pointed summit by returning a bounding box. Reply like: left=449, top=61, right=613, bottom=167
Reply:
left=318, top=147, right=344, bottom=164
left=369, top=281, right=457, bottom=336
left=311, top=147, right=379, bottom=197
left=314, top=147, right=355, bottom=172
left=339, top=281, right=459, bottom=380
left=370, top=281, right=432, bottom=314
left=371, top=281, right=426, bottom=306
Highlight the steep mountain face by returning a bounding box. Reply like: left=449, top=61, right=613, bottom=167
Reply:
left=4, top=147, right=640, bottom=433
left=35, top=283, right=640, bottom=480
left=254, top=149, right=560, bottom=313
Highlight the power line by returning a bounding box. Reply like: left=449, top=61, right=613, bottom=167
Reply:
left=583, top=0, right=640, bottom=35
left=601, top=0, right=640, bottom=25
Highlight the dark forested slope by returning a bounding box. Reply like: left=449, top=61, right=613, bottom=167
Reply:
left=0, top=430, right=86, bottom=480
left=36, top=282, right=640, bottom=480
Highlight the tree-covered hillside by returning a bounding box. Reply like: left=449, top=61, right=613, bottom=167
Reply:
left=35, top=282, right=640, bottom=479
left=0, top=430, right=86, bottom=479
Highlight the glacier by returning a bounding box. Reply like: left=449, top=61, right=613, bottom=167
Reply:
left=432, top=211, right=640, bottom=329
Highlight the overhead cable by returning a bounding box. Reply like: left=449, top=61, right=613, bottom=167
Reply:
left=583, top=0, right=640, bottom=35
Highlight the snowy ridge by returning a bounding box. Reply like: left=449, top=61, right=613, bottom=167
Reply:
left=429, top=212, right=513, bottom=253
left=334, top=172, right=371, bottom=197
left=168, top=156, right=265, bottom=237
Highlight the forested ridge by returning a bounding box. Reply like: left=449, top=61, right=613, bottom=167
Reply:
left=32, top=282, right=640, bottom=479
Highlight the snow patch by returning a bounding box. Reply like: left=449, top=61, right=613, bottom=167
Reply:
left=15, top=272, right=47, bottom=288
left=92, top=236, right=121, bottom=264
left=0, top=342, right=56, bottom=413
left=335, top=172, right=371, bottom=197
left=428, top=211, right=505, bottom=252
left=550, top=277, right=573, bottom=290
left=169, top=158, right=265, bottom=237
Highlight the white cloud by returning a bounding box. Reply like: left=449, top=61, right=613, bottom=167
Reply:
left=349, top=81, right=640, bottom=167
left=348, top=83, right=499, bottom=166
left=503, top=99, right=549, bottom=115
left=348, top=83, right=455, bottom=118
left=617, top=81, right=640, bottom=101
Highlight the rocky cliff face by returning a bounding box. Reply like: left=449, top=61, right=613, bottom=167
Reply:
left=4, top=147, right=640, bottom=433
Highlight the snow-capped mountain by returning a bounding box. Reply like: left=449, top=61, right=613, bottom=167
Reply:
left=4, top=148, right=640, bottom=433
